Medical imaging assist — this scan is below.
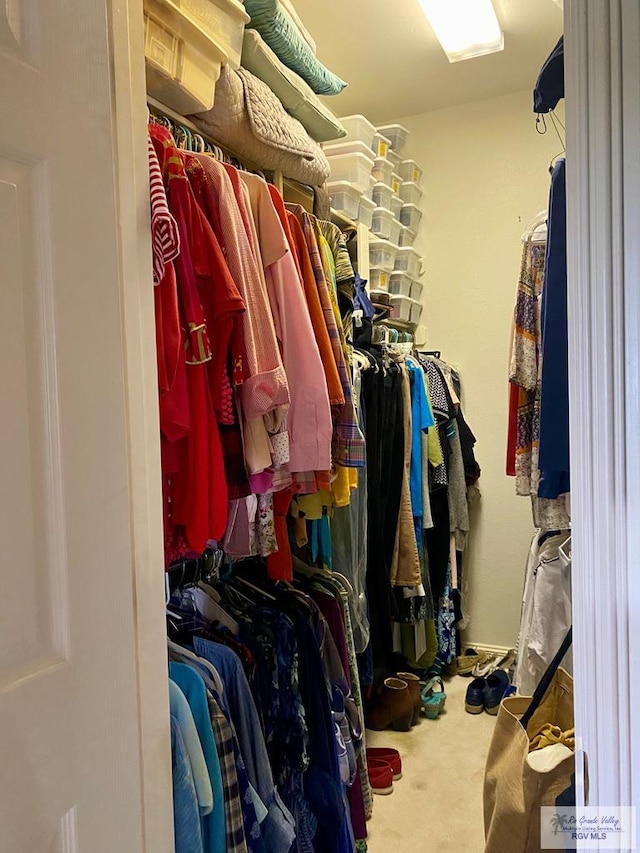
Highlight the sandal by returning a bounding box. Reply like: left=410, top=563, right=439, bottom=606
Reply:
left=456, top=649, right=490, bottom=677
left=421, top=677, right=447, bottom=719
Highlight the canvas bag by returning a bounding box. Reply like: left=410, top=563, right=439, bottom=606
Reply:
left=483, top=629, right=575, bottom=853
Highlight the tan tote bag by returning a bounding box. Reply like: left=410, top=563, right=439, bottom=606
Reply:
left=483, top=629, right=575, bottom=853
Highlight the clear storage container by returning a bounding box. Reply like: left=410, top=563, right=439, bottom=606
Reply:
left=399, top=159, right=424, bottom=185
left=369, top=267, right=390, bottom=291
left=339, top=114, right=377, bottom=149
left=327, top=152, right=375, bottom=192
left=389, top=271, right=412, bottom=296
left=327, top=180, right=361, bottom=220
left=371, top=206, right=394, bottom=240
left=400, top=203, right=423, bottom=230
left=391, top=194, right=403, bottom=219
left=394, top=246, right=421, bottom=279
left=369, top=237, right=399, bottom=272
left=371, top=157, right=394, bottom=186
left=377, top=123, right=410, bottom=155
left=400, top=181, right=423, bottom=205
left=372, top=182, right=393, bottom=211
left=372, top=131, right=392, bottom=158
left=358, top=195, right=376, bottom=229
left=391, top=173, right=402, bottom=195
left=364, top=174, right=376, bottom=201
left=410, top=280, right=424, bottom=301
left=390, top=294, right=413, bottom=322
left=387, top=148, right=402, bottom=169
left=389, top=217, right=402, bottom=246
left=399, top=224, right=417, bottom=247
left=323, top=139, right=375, bottom=163
left=410, top=299, right=423, bottom=325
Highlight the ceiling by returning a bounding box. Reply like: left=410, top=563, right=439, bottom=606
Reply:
left=292, top=0, right=563, bottom=123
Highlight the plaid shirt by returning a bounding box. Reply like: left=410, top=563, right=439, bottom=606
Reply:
left=208, top=693, right=249, bottom=853
left=286, top=205, right=366, bottom=468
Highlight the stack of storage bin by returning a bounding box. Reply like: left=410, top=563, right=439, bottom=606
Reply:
left=324, top=115, right=378, bottom=227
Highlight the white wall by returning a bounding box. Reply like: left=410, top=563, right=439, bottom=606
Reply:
left=395, top=90, right=563, bottom=647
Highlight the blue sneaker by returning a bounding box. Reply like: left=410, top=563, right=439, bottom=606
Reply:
left=484, top=670, right=511, bottom=715
left=465, top=677, right=486, bottom=714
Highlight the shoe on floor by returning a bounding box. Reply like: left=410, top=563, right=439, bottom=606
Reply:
left=366, top=677, right=415, bottom=732
left=484, top=670, right=511, bottom=715
left=366, top=747, right=402, bottom=780
left=367, top=757, right=394, bottom=795
left=396, top=672, right=422, bottom=726
left=456, top=648, right=489, bottom=677
left=465, top=677, right=486, bottom=714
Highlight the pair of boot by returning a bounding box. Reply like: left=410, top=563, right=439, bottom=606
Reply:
left=366, top=672, right=422, bottom=731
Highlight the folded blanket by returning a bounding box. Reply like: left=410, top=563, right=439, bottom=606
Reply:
left=241, top=30, right=346, bottom=143
left=244, top=0, right=347, bottom=96
left=193, top=65, right=330, bottom=186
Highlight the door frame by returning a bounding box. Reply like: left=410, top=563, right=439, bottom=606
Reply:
left=106, top=0, right=640, bottom=848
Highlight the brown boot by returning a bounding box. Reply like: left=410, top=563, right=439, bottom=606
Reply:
left=366, top=677, right=415, bottom=732
left=396, top=672, right=422, bottom=726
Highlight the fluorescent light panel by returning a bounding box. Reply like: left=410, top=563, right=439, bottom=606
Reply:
left=419, top=0, right=504, bottom=63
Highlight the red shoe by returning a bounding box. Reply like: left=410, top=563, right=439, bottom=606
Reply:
left=367, top=757, right=394, bottom=795
left=366, top=747, right=402, bottom=780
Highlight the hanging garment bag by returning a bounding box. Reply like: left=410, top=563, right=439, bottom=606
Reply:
left=483, top=628, right=575, bottom=853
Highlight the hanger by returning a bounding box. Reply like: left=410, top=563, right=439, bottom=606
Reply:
left=522, top=209, right=548, bottom=244
left=233, top=573, right=277, bottom=602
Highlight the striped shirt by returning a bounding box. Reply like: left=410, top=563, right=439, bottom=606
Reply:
left=147, top=134, right=180, bottom=284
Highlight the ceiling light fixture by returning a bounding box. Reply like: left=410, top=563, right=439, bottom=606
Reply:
left=418, top=0, right=505, bottom=63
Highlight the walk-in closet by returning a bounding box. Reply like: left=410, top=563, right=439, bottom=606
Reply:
left=2, top=0, right=639, bottom=851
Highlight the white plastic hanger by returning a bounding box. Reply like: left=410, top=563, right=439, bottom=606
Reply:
left=522, top=209, right=548, bottom=244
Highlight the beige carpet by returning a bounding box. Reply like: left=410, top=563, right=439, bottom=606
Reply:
left=365, top=675, right=496, bottom=853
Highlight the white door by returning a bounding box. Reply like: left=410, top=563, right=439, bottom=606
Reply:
left=0, top=1, right=173, bottom=851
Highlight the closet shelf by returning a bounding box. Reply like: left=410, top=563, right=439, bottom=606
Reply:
left=330, top=207, right=357, bottom=231
left=380, top=317, right=417, bottom=334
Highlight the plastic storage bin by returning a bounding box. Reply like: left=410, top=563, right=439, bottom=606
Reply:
left=377, top=124, right=410, bottom=155
left=387, top=148, right=402, bottom=169
left=389, top=217, right=402, bottom=246
left=391, top=173, right=402, bottom=195
left=372, top=131, right=392, bottom=158
left=145, top=0, right=232, bottom=113
left=394, top=246, right=421, bottom=279
left=358, top=195, right=376, bottom=229
left=371, top=157, right=394, bottom=186
left=372, top=182, right=393, bottom=211
left=339, top=114, right=377, bottom=150
left=327, top=152, right=374, bottom=192
left=400, top=203, right=423, bottom=230
left=390, top=294, right=413, bottom=322
left=327, top=180, right=361, bottom=220
left=410, top=299, right=423, bottom=325
left=369, top=267, right=390, bottom=291
left=371, top=207, right=395, bottom=240
left=399, top=159, right=424, bottom=185
left=410, top=280, right=424, bottom=301
left=391, top=195, right=403, bottom=219
left=389, top=271, right=412, bottom=296
left=364, top=174, right=376, bottom=201
left=323, top=139, right=375, bottom=163
left=400, top=181, right=423, bottom=205
left=399, top=224, right=417, bottom=247
left=369, top=237, right=399, bottom=272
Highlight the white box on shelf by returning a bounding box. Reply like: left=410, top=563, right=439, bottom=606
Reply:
left=410, top=280, right=424, bottom=301
left=394, top=246, right=422, bottom=279
left=400, top=202, right=423, bottom=230
left=410, top=299, right=423, bottom=325
left=371, top=157, right=394, bottom=186
left=371, top=206, right=394, bottom=240
left=377, top=123, right=410, bottom=155
left=390, top=294, right=413, bottom=322
left=399, top=224, right=417, bottom=247
left=399, top=181, right=423, bottom=205
left=327, top=152, right=374, bottom=192
left=399, top=159, right=424, bottom=185
left=372, top=131, right=392, bottom=158
left=389, top=271, right=412, bottom=296
left=369, top=266, right=390, bottom=291
left=391, top=172, right=402, bottom=195
left=358, top=195, right=376, bottom=229
left=327, top=180, right=361, bottom=220
left=323, top=139, right=375, bottom=163
left=389, top=217, right=402, bottom=246
left=391, top=194, right=403, bottom=219
left=372, top=182, right=393, bottom=211
left=369, top=237, right=399, bottom=272
left=339, top=114, right=377, bottom=149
